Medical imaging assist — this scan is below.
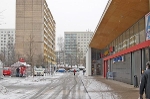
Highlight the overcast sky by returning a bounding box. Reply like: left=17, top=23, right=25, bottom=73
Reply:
left=0, top=0, right=108, bottom=49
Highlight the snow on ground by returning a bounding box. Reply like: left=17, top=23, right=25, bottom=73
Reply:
left=81, top=76, right=122, bottom=99
left=0, top=72, right=64, bottom=99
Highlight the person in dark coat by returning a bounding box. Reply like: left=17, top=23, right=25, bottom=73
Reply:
left=139, top=61, right=150, bottom=99
left=16, top=67, right=20, bottom=77
left=83, top=69, right=85, bottom=75
left=74, top=69, right=76, bottom=76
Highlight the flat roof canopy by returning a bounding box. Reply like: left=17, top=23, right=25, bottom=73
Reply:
left=90, top=0, right=149, bottom=49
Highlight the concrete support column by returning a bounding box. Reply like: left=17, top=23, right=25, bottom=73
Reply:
left=86, top=47, right=91, bottom=76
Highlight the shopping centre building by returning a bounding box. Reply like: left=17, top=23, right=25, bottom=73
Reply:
left=86, top=0, right=150, bottom=85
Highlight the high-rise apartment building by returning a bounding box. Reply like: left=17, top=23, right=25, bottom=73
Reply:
left=64, top=31, right=93, bottom=66
left=0, top=29, right=15, bottom=64
left=15, top=0, right=56, bottom=66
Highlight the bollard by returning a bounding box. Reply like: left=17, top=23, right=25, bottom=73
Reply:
left=134, top=75, right=138, bottom=87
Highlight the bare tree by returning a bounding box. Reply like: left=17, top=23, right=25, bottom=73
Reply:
left=36, top=54, right=44, bottom=67
left=0, top=35, right=16, bottom=66
left=0, top=53, right=5, bottom=64
left=6, top=36, right=16, bottom=65
left=57, top=37, right=65, bottom=66
left=25, top=34, right=36, bottom=76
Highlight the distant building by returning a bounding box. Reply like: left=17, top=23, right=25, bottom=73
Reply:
left=0, top=29, right=15, bottom=64
left=15, top=0, right=56, bottom=66
left=64, top=31, right=93, bottom=66
left=55, top=50, right=65, bottom=66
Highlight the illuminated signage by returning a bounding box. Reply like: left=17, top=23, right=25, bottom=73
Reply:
left=104, top=50, right=109, bottom=56
left=113, top=56, right=124, bottom=63
left=109, top=46, right=114, bottom=52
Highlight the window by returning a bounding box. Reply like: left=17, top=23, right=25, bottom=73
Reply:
left=119, top=34, right=123, bottom=51
left=139, top=18, right=145, bottom=43
left=134, top=22, right=139, bottom=44
left=126, top=30, right=129, bottom=48
left=129, top=26, right=135, bottom=47
left=122, top=32, right=125, bottom=50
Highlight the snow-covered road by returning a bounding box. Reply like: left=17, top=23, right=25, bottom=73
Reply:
left=0, top=73, right=64, bottom=99
left=0, top=71, right=122, bottom=99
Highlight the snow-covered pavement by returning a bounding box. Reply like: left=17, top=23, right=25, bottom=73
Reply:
left=81, top=76, right=121, bottom=99
left=0, top=73, right=64, bottom=99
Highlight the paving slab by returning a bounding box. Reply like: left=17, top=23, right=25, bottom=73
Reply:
left=81, top=76, right=140, bottom=99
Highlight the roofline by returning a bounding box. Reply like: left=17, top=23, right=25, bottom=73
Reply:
left=0, top=28, right=15, bottom=30
left=64, top=31, right=93, bottom=33
left=88, top=0, right=112, bottom=47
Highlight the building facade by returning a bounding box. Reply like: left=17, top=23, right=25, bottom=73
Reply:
left=55, top=50, right=65, bottom=66
left=15, top=0, right=56, bottom=66
left=86, top=0, right=150, bottom=86
left=0, top=29, right=15, bottom=65
left=64, top=31, right=93, bottom=66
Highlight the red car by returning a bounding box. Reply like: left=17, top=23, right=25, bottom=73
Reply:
left=3, top=67, right=11, bottom=76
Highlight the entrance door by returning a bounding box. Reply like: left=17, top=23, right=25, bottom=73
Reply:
left=103, top=60, right=108, bottom=78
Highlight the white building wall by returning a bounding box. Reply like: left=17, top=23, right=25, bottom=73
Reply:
left=86, top=47, right=91, bottom=76
left=0, top=29, right=15, bottom=53
left=64, top=31, right=93, bottom=65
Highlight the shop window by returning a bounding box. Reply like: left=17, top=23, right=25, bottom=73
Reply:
left=129, top=27, right=135, bottom=47
left=134, top=23, right=139, bottom=44
left=122, top=32, right=126, bottom=50
left=122, top=40, right=127, bottom=50
left=139, top=18, right=145, bottom=43
left=126, top=30, right=129, bottom=48
left=120, top=34, right=123, bottom=51
left=130, top=35, right=135, bottom=47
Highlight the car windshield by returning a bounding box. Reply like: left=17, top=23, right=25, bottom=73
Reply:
left=35, top=68, right=44, bottom=71
left=3, top=67, right=9, bottom=70
left=59, top=68, right=65, bottom=70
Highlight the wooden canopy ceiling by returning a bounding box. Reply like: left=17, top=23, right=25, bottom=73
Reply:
left=90, top=0, right=149, bottom=49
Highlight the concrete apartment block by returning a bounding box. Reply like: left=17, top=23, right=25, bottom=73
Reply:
left=15, top=0, right=56, bottom=66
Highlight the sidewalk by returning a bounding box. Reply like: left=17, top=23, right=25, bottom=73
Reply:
left=81, top=75, right=139, bottom=99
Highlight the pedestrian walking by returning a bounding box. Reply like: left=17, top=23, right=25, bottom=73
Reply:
left=139, top=61, right=150, bottom=99
left=16, top=67, right=20, bottom=77
left=74, top=69, right=76, bottom=76
left=83, top=69, right=85, bottom=75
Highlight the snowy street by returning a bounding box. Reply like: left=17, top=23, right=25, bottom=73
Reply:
left=0, top=73, right=64, bottom=99
left=0, top=72, right=90, bottom=99
left=0, top=71, right=138, bottom=99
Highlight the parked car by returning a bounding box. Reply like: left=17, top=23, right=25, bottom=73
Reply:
left=34, top=68, right=44, bottom=76
left=56, top=68, right=66, bottom=73
left=3, top=67, right=11, bottom=76
left=78, top=66, right=85, bottom=70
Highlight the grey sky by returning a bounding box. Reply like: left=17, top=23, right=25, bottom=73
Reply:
left=0, top=0, right=108, bottom=49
